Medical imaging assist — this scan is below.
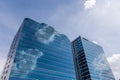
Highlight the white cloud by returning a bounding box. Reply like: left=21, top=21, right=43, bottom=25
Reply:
left=0, top=60, right=5, bottom=76
left=84, top=0, right=96, bottom=9
left=48, top=0, right=120, bottom=79
left=107, top=54, right=120, bottom=80
left=92, top=54, right=114, bottom=79
left=92, top=41, right=98, bottom=44
left=12, top=49, right=43, bottom=77
left=0, top=0, right=120, bottom=79
left=0, top=52, right=6, bottom=76
left=35, top=24, right=60, bottom=44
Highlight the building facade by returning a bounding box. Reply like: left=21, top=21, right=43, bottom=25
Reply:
left=1, top=18, right=76, bottom=80
left=72, top=36, right=115, bottom=80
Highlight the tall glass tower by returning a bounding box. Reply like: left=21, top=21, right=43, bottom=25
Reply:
left=1, top=18, right=76, bottom=80
left=72, top=36, right=115, bottom=80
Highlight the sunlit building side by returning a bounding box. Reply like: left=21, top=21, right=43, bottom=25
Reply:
left=0, top=18, right=76, bottom=80
left=72, top=36, right=115, bottom=80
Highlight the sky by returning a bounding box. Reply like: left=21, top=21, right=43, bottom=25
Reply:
left=0, top=0, right=120, bottom=79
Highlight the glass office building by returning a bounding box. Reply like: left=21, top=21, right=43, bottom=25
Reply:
left=1, top=18, right=76, bottom=80
left=72, top=36, right=115, bottom=80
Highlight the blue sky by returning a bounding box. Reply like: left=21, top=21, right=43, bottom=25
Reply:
left=0, top=0, right=120, bottom=79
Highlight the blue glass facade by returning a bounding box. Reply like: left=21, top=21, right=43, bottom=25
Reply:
left=72, top=37, right=115, bottom=80
left=1, top=18, right=76, bottom=80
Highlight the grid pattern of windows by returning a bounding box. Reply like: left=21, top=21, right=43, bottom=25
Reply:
left=72, top=37, right=115, bottom=80
left=1, top=18, right=76, bottom=80
left=72, top=37, right=91, bottom=80
left=1, top=29, right=22, bottom=80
